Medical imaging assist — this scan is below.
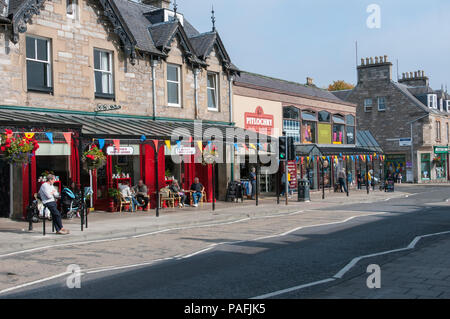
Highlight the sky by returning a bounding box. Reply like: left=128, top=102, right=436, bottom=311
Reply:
left=175, top=0, right=450, bottom=89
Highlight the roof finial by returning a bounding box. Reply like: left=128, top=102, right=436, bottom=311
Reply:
left=173, top=0, right=178, bottom=19
left=211, top=4, right=216, bottom=32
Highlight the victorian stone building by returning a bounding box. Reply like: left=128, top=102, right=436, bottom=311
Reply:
left=333, top=56, right=450, bottom=183
left=0, top=0, right=241, bottom=218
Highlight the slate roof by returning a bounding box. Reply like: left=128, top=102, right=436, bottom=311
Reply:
left=4, top=0, right=238, bottom=72
left=333, top=81, right=449, bottom=116
left=235, top=72, right=352, bottom=105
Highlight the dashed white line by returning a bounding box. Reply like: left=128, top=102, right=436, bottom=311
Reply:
left=251, top=229, right=450, bottom=299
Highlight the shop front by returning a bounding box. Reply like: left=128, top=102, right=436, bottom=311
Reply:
left=385, top=154, right=407, bottom=183
left=433, top=146, right=448, bottom=181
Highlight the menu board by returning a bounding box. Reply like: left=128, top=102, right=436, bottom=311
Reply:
left=287, top=160, right=298, bottom=191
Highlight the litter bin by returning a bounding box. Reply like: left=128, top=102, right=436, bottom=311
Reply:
left=298, top=178, right=310, bottom=202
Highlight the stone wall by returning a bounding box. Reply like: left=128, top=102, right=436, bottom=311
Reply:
left=0, top=0, right=231, bottom=122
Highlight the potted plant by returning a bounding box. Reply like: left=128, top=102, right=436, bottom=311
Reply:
left=432, top=156, right=442, bottom=165
left=0, top=129, right=39, bottom=165
left=114, top=165, right=123, bottom=178
left=82, top=144, right=106, bottom=171
left=108, top=188, right=121, bottom=212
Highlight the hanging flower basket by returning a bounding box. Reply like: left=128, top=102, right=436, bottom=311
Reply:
left=82, top=144, right=106, bottom=171
left=0, top=129, right=39, bottom=165
left=432, top=157, right=442, bottom=165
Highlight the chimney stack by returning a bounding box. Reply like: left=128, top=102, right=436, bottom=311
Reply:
left=142, top=0, right=171, bottom=8
left=357, top=55, right=393, bottom=83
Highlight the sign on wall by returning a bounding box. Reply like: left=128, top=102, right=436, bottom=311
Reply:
left=399, top=138, right=412, bottom=147
left=245, top=106, right=274, bottom=135
left=175, top=147, right=196, bottom=155
left=318, top=123, right=332, bottom=144
left=434, top=146, right=449, bottom=154
left=106, top=146, right=134, bottom=155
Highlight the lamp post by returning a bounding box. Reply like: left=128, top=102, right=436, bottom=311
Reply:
left=322, top=158, right=328, bottom=200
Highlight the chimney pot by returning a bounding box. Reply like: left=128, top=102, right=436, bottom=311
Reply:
left=402, top=73, right=405, bottom=79
left=365, top=57, right=370, bottom=65
left=410, top=72, right=413, bottom=78
left=361, top=58, right=365, bottom=66
left=384, top=55, right=388, bottom=62
left=379, top=56, right=383, bottom=63
left=306, top=77, right=314, bottom=86
left=370, top=57, right=374, bottom=64
left=414, top=71, right=418, bottom=78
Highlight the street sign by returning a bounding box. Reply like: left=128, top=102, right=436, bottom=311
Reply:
left=399, top=138, right=412, bottom=146
left=434, top=146, right=449, bottom=154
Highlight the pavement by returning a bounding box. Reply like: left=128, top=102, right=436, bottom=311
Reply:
left=1, top=184, right=449, bottom=299
left=307, top=235, right=450, bottom=299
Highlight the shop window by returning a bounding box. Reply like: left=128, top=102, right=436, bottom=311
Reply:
left=364, top=99, right=372, bottom=112
left=302, top=121, right=316, bottom=144
left=66, top=0, right=78, bottom=19
left=434, top=155, right=447, bottom=179
left=283, top=106, right=299, bottom=120
left=94, top=49, right=114, bottom=99
left=346, top=126, right=355, bottom=144
left=333, top=124, right=345, bottom=144
left=284, top=119, right=300, bottom=142
left=421, top=153, right=431, bottom=180
left=318, top=111, right=330, bottom=122
left=346, top=114, right=355, bottom=126
left=167, top=64, right=181, bottom=106
left=378, top=97, right=386, bottom=111
left=26, top=36, right=52, bottom=93
left=207, top=72, right=218, bottom=110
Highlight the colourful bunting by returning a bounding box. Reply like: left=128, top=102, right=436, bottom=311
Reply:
left=234, top=143, right=239, bottom=151
left=45, top=132, right=54, bottom=144
left=98, top=138, right=105, bottom=150
left=24, top=133, right=35, bottom=139
left=63, top=132, right=72, bottom=145
left=140, top=135, right=147, bottom=142
left=166, top=140, right=172, bottom=151
left=113, top=139, right=120, bottom=151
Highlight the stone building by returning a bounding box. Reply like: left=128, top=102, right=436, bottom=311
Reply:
left=333, top=56, right=450, bottom=183
left=0, top=0, right=240, bottom=218
left=233, top=71, right=379, bottom=194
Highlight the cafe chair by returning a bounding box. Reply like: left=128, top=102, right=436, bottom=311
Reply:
left=159, top=187, right=174, bottom=208
left=119, top=194, right=133, bottom=212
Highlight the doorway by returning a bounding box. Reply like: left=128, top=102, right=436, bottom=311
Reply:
left=0, top=160, right=10, bottom=218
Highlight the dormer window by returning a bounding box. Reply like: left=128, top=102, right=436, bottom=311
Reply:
left=439, top=98, right=444, bottom=111
left=446, top=100, right=450, bottom=112
left=428, top=94, right=437, bottom=108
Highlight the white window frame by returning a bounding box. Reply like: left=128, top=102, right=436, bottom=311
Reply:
left=364, top=98, right=373, bottom=112
left=439, top=98, right=444, bottom=111
left=428, top=94, right=437, bottom=109
left=167, top=64, right=181, bottom=107
left=66, top=0, right=78, bottom=19
left=377, top=97, right=386, bottom=111
left=446, top=100, right=450, bottom=112
left=207, top=72, right=219, bottom=111
left=93, top=48, right=114, bottom=97
left=26, top=35, right=52, bottom=91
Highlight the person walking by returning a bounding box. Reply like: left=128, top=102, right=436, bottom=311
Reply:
left=338, top=169, right=348, bottom=193
left=249, top=167, right=257, bottom=200
left=38, top=174, right=70, bottom=235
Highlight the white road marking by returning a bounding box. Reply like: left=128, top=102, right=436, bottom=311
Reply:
left=0, top=211, right=383, bottom=295
left=251, top=229, right=450, bottom=299
left=251, top=278, right=336, bottom=299
left=0, top=272, right=70, bottom=295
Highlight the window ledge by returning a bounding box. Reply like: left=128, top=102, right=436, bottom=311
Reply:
left=95, top=93, right=115, bottom=100
left=27, top=87, right=54, bottom=95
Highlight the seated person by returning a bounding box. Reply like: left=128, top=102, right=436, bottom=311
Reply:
left=170, top=180, right=187, bottom=208
left=132, top=180, right=149, bottom=211
left=189, top=177, right=204, bottom=207
left=119, top=181, right=138, bottom=212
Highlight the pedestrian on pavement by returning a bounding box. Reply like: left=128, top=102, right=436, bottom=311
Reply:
left=38, top=174, right=70, bottom=235
left=132, top=179, right=149, bottom=211
left=338, top=169, right=348, bottom=193
left=119, top=181, right=138, bottom=212
left=357, top=171, right=362, bottom=190
left=250, top=167, right=257, bottom=200
left=190, top=177, right=204, bottom=207
left=170, top=180, right=186, bottom=207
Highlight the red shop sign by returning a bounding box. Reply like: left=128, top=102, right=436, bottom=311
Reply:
left=244, top=106, right=274, bottom=135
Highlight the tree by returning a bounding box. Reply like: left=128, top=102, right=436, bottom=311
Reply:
left=328, top=80, right=354, bottom=91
